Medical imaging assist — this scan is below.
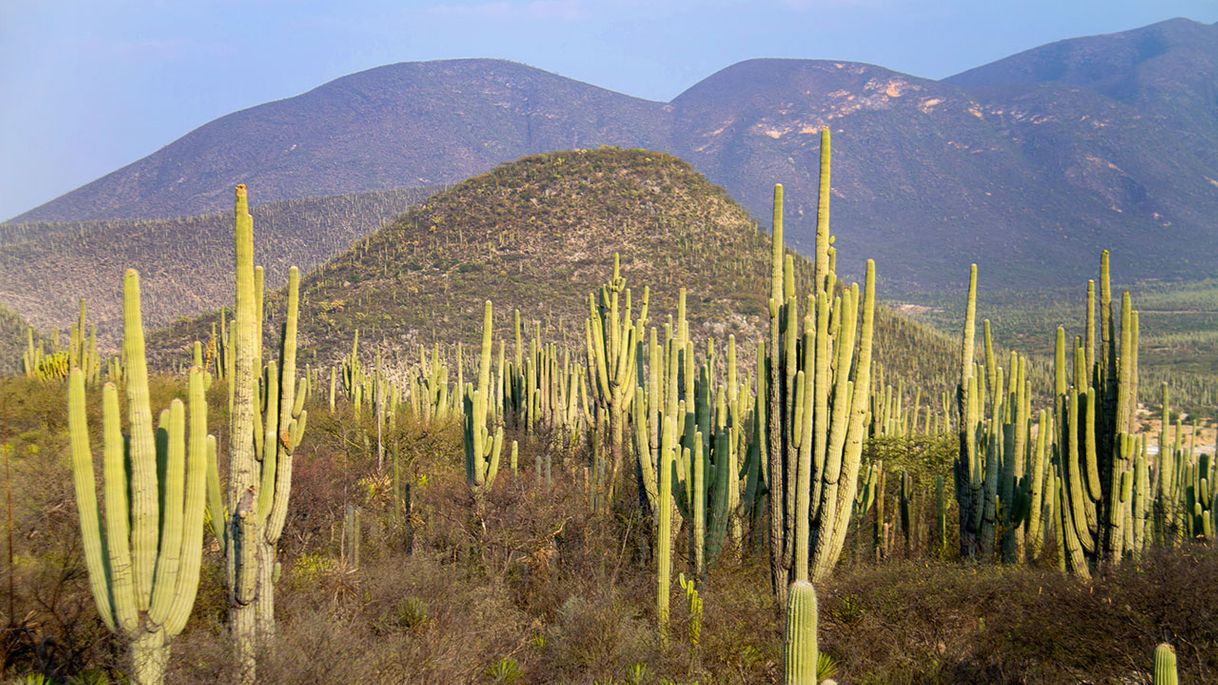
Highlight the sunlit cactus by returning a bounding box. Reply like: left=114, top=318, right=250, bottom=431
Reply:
left=67, top=270, right=211, bottom=685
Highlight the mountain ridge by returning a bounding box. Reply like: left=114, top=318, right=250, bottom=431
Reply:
left=8, top=18, right=1218, bottom=291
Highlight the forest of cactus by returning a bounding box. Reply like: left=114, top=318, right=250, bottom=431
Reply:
left=1, top=126, right=1217, bottom=684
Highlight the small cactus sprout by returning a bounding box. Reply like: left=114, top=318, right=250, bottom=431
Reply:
left=1153, top=643, right=1177, bottom=685
left=784, top=580, right=819, bottom=685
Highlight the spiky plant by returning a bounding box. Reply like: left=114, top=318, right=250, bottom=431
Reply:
left=767, top=128, right=877, bottom=596
left=67, top=270, right=211, bottom=685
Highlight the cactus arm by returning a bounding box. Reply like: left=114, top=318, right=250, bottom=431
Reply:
left=149, top=399, right=187, bottom=626
left=165, top=387, right=207, bottom=628
left=121, top=270, right=158, bottom=611
left=67, top=368, right=116, bottom=632
left=1153, top=643, right=1177, bottom=685
left=100, top=382, right=140, bottom=633
left=784, top=580, right=819, bottom=685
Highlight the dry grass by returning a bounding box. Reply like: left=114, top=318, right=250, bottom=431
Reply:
left=1, top=375, right=1217, bottom=683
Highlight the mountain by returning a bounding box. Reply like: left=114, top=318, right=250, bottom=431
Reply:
left=1, top=186, right=432, bottom=342
left=11, top=60, right=667, bottom=223
left=9, top=18, right=1218, bottom=293
left=153, top=148, right=961, bottom=397
left=947, top=17, right=1218, bottom=103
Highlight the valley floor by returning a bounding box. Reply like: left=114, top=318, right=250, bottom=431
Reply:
left=1, top=376, right=1214, bottom=684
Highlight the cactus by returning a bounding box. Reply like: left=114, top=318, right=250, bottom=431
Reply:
left=677, top=573, right=703, bottom=648
left=586, top=254, right=648, bottom=502
left=655, top=328, right=678, bottom=644
left=342, top=504, right=362, bottom=569
left=67, top=270, right=211, bottom=685
left=955, top=266, right=1046, bottom=564
left=201, top=185, right=308, bottom=683
left=766, top=129, right=877, bottom=595
left=463, top=300, right=503, bottom=494
left=955, top=265, right=987, bottom=559
left=1153, top=643, right=1178, bottom=685
left=1056, top=252, right=1139, bottom=576
left=783, top=580, right=819, bottom=685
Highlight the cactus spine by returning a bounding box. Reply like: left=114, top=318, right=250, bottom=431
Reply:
left=67, top=270, right=211, bottom=685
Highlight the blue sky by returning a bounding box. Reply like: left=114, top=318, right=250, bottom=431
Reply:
left=2, top=0, right=1216, bottom=220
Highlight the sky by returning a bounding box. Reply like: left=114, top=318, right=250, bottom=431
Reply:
left=2, top=0, right=1217, bottom=220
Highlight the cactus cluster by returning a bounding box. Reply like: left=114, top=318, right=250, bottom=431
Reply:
left=955, top=267, right=1055, bottom=563
left=632, top=294, right=759, bottom=579
left=953, top=254, right=1176, bottom=574
left=1152, top=383, right=1217, bottom=545
left=464, top=301, right=505, bottom=494
left=869, top=369, right=952, bottom=438
left=509, top=309, right=591, bottom=443
left=767, top=129, right=877, bottom=593
left=22, top=300, right=102, bottom=383
left=1054, top=252, right=1143, bottom=577
left=67, top=271, right=212, bottom=684
left=585, top=254, right=649, bottom=501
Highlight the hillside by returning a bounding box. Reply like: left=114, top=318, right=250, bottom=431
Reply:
left=0, top=186, right=433, bottom=343
left=0, top=304, right=30, bottom=375
left=154, top=148, right=961, bottom=399
left=10, top=19, right=1218, bottom=291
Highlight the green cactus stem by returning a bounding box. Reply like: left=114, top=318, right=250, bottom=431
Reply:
left=1153, top=643, right=1178, bottom=685
left=68, top=270, right=211, bottom=685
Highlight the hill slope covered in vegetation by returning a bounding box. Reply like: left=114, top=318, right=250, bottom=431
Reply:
left=1, top=186, right=433, bottom=342
left=155, top=147, right=961, bottom=399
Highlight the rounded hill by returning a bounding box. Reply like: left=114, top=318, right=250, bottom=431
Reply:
left=156, top=146, right=959, bottom=396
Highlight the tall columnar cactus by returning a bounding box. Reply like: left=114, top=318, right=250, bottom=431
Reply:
left=1155, top=384, right=1181, bottom=546
left=68, top=299, right=101, bottom=384
left=22, top=326, right=39, bottom=379
left=254, top=266, right=307, bottom=640
left=781, top=251, right=827, bottom=682
left=954, top=266, right=1050, bottom=564
left=1153, top=643, right=1178, bottom=685
left=463, top=300, right=504, bottom=494
left=632, top=301, right=758, bottom=576
left=226, top=184, right=261, bottom=683
left=655, top=332, right=678, bottom=645
left=67, top=270, right=212, bottom=685
left=203, top=185, right=307, bottom=683
left=1056, top=252, right=1139, bottom=577
left=766, top=129, right=877, bottom=596
left=586, top=254, right=648, bottom=502
left=343, top=329, right=364, bottom=415
left=956, top=265, right=983, bottom=558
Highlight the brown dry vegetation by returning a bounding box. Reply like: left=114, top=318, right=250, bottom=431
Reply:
left=1, top=376, right=1216, bottom=684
